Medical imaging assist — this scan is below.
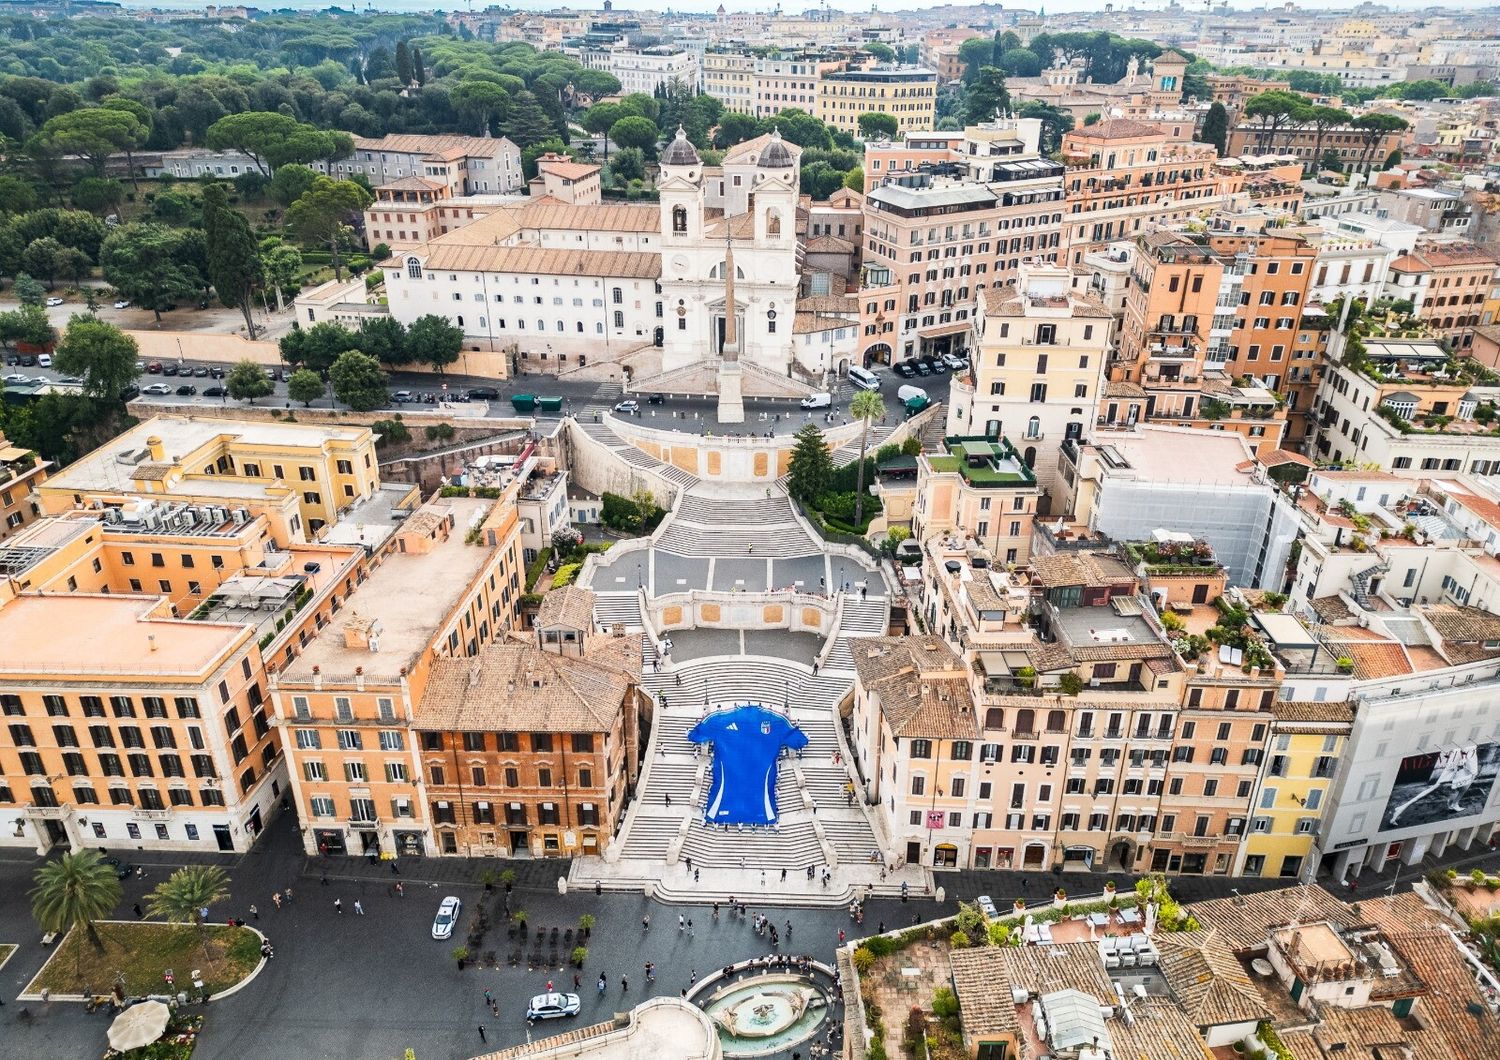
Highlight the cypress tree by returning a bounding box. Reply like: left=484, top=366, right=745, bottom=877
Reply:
left=202, top=184, right=263, bottom=339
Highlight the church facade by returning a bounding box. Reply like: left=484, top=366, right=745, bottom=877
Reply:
left=380, top=129, right=818, bottom=396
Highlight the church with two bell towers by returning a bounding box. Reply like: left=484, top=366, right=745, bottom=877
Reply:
left=651, top=127, right=809, bottom=418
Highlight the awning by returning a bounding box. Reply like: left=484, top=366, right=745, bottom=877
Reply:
left=918, top=321, right=973, bottom=339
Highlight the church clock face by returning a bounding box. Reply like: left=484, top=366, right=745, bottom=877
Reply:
left=671, top=255, right=690, bottom=277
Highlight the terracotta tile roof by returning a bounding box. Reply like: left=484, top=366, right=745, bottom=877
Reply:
left=535, top=585, right=597, bottom=631
left=1419, top=603, right=1500, bottom=664
left=1310, top=594, right=1354, bottom=624
left=412, top=243, right=661, bottom=279
left=1030, top=551, right=1136, bottom=589
left=1110, top=996, right=1217, bottom=1058
left=1258, top=448, right=1316, bottom=468
left=1320, top=637, right=1414, bottom=680
left=511, top=198, right=659, bottom=233
left=797, top=294, right=858, bottom=314
left=792, top=312, right=852, bottom=334
left=1154, top=929, right=1266, bottom=1027
left=537, top=159, right=601, bottom=180
left=353, top=133, right=518, bottom=158
left=1446, top=490, right=1500, bottom=531
left=1269, top=699, right=1355, bottom=725
left=948, top=949, right=1020, bottom=1039
left=979, top=285, right=1114, bottom=319
left=850, top=635, right=977, bottom=740
left=1105, top=379, right=1148, bottom=399
left=1186, top=884, right=1358, bottom=951
left=415, top=635, right=639, bottom=733
left=806, top=234, right=855, bottom=253
left=378, top=176, right=445, bottom=192
left=1068, top=117, right=1170, bottom=141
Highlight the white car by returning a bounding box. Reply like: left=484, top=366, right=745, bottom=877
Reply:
left=3, top=374, right=28, bottom=385
left=614, top=399, right=640, bottom=414
left=36, top=354, right=51, bottom=368
left=800, top=392, right=832, bottom=409
left=976, top=895, right=1000, bottom=919
left=142, top=383, right=173, bottom=395
left=113, top=300, right=131, bottom=310
left=527, top=992, right=581, bottom=1021
left=45, top=297, right=63, bottom=307
left=431, top=896, right=462, bottom=940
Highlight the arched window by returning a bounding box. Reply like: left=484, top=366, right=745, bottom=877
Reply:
left=405, top=257, right=422, bottom=278
left=984, top=707, right=1004, bottom=730
left=1023, top=446, right=1037, bottom=468
left=613, top=310, right=624, bottom=328
left=612, top=288, right=623, bottom=305
left=456, top=315, right=464, bottom=327
left=557, top=321, right=565, bottom=332
left=1047, top=710, right=1065, bottom=733
left=672, top=205, right=687, bottom=234
left=1015, top=708, right=1035, bottom=735
left=1026, top=416, right=1041, bottom=439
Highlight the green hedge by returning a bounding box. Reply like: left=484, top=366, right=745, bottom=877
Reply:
left=601, top=491, right=664, bottom=534
left=525, top=548, right=553, bottom=591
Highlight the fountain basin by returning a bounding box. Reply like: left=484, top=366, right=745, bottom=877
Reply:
left=699, top=974, right=830, bottom=1057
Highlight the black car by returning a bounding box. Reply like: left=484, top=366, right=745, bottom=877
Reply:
left=893, top=361, right=916, bottom=378
left=162, top=363, right=179, bottom=376
left=176, top=384, right=197, bottom=396
left=17, top=355, right=36, bottom=368
left=467, top=386, right=500, bottom=400
left=209, top=366, right=226, bottom=379
left=924, top=356, right=950, bottom=374
left=203, top=386, right=227, bottom=397
left=912, top=360, right=932, bottom=376
left=192, top=365, right=210, bottom=378
left=646, top=393, right=665, bottom=405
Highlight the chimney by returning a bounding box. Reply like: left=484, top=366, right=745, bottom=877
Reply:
left=469, top=661, right=482, bottom=687
left=145, top=435, right=164, bottom=462
left=148, top=633, right=157, bottom=652
left=343, top=612, right=381, bottom=652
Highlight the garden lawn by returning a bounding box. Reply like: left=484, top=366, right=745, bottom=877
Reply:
left=0, top=942, right=15, bottom=970
left=28, top=922, right=260, bottom=998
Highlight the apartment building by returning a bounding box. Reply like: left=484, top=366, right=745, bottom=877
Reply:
left=1058, top=120, right=1224, bottom=267
left=38, top=416, right=382, bottom=544
left=947, top=262, right=1112, bottom=508
left=0, top=432, right=47, bottom=542
left=318, top=134, right=523, bottom=195
left=273, top=493, right=525, bottom=858
left=753, top=54, right=836, bottom=119
left=911, top=435, right=1042, bottom=565
left=858, top=120, right=1065, bottom=368
left=701, top=49, right=754, bottom=114
left=1386, top=243, right=1498, bottom=349
left=0, top=593, right=284, bottom=854
left=1225, top=119, right=1405, bottom=172
left=860, top=130, right=964, bottom=194
left=608, top=46, right=699, bottom=97
left=1310, top=337, right=1500, bottom=473
left=816, top=66, right=938, bottom=137
left=410, top=588, right=645, bottom=860
left=1113, top=232, right=1289, bottom=455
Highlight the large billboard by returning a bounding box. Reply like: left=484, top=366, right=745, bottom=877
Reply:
left=1379, top=742, right=1500, bottom=832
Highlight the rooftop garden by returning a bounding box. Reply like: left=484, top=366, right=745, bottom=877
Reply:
left=930, top=436, right=1037, bottom=487
left=1168, top=595, right=1276, bottom=671
left=1125, top=538, right=1220, bottom=575
left=851, top=876, right=1196, bottom=1060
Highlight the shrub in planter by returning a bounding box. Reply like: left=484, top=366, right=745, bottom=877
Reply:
left=571, top=945, right=588, bottom=968
left=452, top=946, right=470, bottom=969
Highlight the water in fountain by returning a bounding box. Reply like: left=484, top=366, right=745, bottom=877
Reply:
left=700, top=974, right=830, bottom=1057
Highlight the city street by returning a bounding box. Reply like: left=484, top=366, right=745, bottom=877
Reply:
left=2, top=807, right=1497, bottom=1060
left=6, top=351, right=931, bottom=437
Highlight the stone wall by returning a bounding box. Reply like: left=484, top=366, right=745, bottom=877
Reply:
left=651, top=590, right=836, bottom=636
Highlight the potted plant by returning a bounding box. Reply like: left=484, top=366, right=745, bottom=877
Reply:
left=1103, top=880, right=1117, bottom=897
left=1013, top=898, right=1027, bottom=915
left=1053, top=887, right=1067, bottom=907
left=480, top=869, right=497, bottom=893
left=513, top=908, right=529, bottom=937
left=571, top=945, right=589, bottom=968
left=452, top=946, right=470, bottom=970
left=1473, top=868, right=1489, bottom=888
left=1336, top=656, right=1355, bottom=674
left=579, top=913, right=596, bottom=940
left=501, top=869, right=517, bottom=894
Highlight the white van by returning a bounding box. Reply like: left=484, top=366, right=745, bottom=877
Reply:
left=897, top=384, right=927, bottom=404
left=800, top=391, right=832, bottom=409
left=848, top=365, right=881, bottom=391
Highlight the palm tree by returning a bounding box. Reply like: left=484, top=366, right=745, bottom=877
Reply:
left=850, top=388, right=887, bottom=526
left=147, top=865, right=231, bottom=959
left=30, top=850, right=122, bottom=957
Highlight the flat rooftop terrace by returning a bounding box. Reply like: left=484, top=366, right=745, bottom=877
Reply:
left=281, top=497, right=497, bottom=682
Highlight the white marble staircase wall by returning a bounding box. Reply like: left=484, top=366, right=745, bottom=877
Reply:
left=565, top=418, right=682, bottom=510
left=649, top=589, right=837, bottom=638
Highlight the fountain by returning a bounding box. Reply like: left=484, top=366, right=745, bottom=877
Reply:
left=699, top=974, right=831, bottom=1057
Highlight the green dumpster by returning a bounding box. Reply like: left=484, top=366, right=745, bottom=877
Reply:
left=538, top=396, right=564, bottom=413
left=510, top=394, right=537, bottom=413
left=904, top=394, right=930, bottom=416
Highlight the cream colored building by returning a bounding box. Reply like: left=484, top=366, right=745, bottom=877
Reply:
left=816, top=66, right=938, bottom=137
left=946, top=262, right=1113, bottom=509
left=702, top=50, right=755, bottom=114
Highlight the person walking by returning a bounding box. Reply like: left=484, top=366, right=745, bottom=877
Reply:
left=284, top=886, right=293, bottom=902
left=597, top=974, right=607, bottom=996
left=272, top=892, right=282, bottom=910
left=573, top=973, right=581, bottom=990
left=353, top=900, right=364, bottom=915
left=679, top=914, right=686, bottom=932
left=334, top=898, right=343, bottom=914
left=643, top=914, right=651, bottom=931
left=838, top=928, right=846, bottom=945
left=478, top=1026, right=486, bottom=1043
left=133, top=903, right=143, bottom=919
left=689, top=969, right=698, bottom=986
left=694, top=868, right=700, bottom=883
left=621, top=976, right=629, bottom=992
left=687, top=918, right=694, bottom=935
left=484, top=989, right=494, bottom=1007
left=395, top=882, right=404, bottom=898
left=780, top=868, right=787, bottom=882
left=249, top=904, right=258, bottom=920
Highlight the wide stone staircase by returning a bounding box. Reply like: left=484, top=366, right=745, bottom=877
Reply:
left=654, top=490, right=821, bottom=559
left=822, top=595, right=891, bottom=673
left=572, top=415, right=699, bottom=489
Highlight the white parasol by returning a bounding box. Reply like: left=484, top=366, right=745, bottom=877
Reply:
left=107, top=1000, right=171, bottom=1052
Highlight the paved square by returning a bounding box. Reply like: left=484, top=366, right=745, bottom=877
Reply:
left=712, top=558, right=769, bottom=592
left=771, top=556, right=827, bottom=593
left=653, top=552, right=711, bottom=592
left=743, top=630, right=822, bottom=665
